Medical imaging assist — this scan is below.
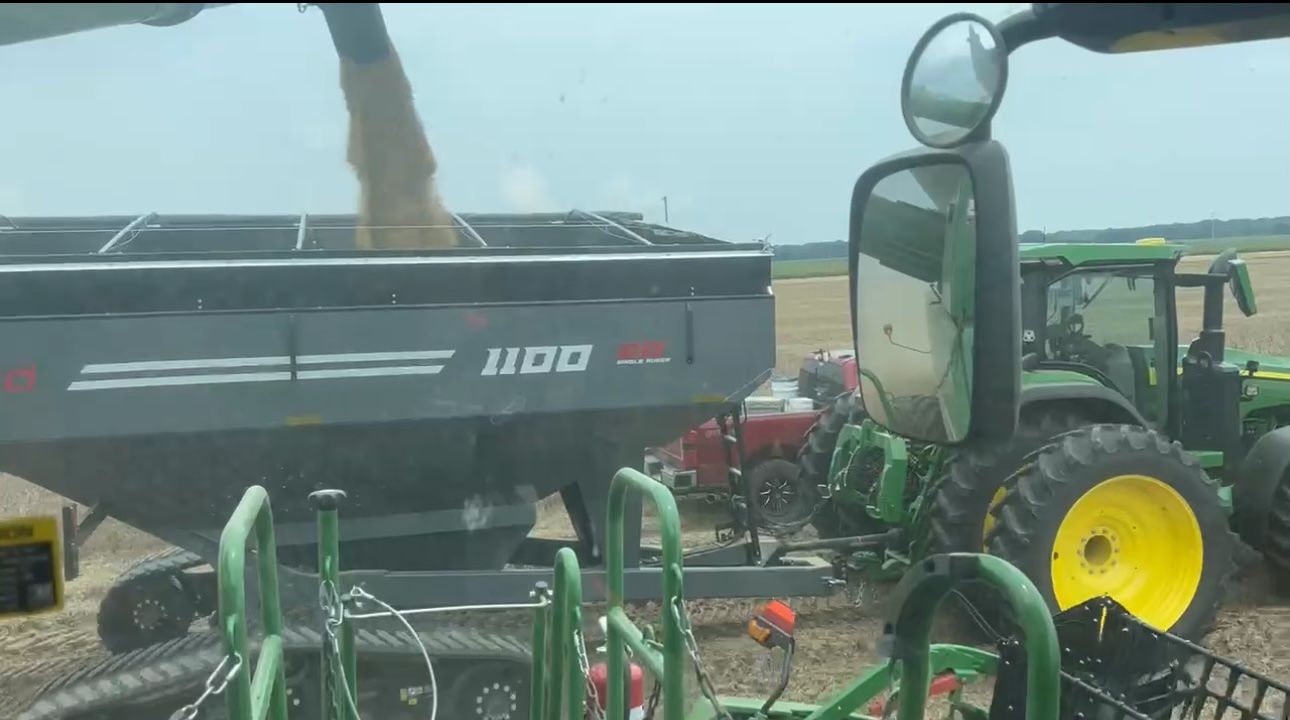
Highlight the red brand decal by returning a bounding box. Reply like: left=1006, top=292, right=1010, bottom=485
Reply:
left=616, top=342, right=671, bottom=366
left=3, top=366, right=36, bottom=394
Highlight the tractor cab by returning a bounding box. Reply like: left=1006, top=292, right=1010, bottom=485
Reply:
left=1017, top=240, right=1260, bottom=474
left=835, top=1, right=1290, bottom=645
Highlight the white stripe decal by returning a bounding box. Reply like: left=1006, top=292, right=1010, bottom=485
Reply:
left=69, top=372, right=292, bottom=391
left=297, top=351, right=455, bottom=365
left=297, top=366, right=446, bottom=380
left=82, top=357, right=290, bottom=374
left=69, top=362, right=451, bottom=390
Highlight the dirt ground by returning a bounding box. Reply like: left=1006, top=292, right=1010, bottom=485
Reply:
left=4, top=251, right=1290, bottom=717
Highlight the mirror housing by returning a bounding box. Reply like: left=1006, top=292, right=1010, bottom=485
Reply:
left=1030, top=3, right=1290, bottom=54
left=901, top=12, right=1009, bottom=149
left=1209, top=249, right=1258, bottom=318
left=848, top=140, right=1020, bottom=445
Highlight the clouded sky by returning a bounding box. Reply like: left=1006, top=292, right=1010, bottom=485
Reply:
left=3, top=3, right=1287, bottom=244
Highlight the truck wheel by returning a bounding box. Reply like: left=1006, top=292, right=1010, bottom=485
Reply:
left=987, top=424, right=1236, bottom=641
left=747, top=458, right=817, bottom=528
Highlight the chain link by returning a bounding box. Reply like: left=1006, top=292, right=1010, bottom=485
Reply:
left=573, top=626, right=605, bottom=720
left=168, top=652, right=242, bottom=720
left=643, top=676, right=662, bottom=720
left=670, top=597, right=733, bottom=720
left=880, top=659, right=899, bottom=720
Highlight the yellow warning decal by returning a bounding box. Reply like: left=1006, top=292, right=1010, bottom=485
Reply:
left=0, top=515, right=64, bottom=619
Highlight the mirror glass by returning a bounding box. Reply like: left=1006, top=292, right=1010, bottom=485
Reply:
left=854, top=162, right=976, bottom=443
left=1228, top=259, right=1257, bottom=317
left=904, top=17, right=1006, bottom=148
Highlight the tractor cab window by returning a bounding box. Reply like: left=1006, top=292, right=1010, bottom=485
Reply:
left=1043, top=269, right=1162, bottom=421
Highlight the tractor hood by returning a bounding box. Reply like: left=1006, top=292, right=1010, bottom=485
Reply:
left=1216, top=347, right=1290, bottom=382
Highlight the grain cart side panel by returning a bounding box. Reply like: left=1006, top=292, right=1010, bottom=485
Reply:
left=0, top=234, right=774, bottom=572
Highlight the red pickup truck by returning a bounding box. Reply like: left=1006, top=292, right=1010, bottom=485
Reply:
left=644, top=350, right=858, bottom=526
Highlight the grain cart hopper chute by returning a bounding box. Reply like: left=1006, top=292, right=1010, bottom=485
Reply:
left=0, top=0, right=836, bottom=688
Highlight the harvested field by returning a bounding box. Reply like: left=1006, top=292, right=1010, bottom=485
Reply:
left=3, top=251, right=1290, bottom=716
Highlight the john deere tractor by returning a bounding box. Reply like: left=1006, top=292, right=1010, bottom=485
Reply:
left=802, top=4, right=1290, bottom=644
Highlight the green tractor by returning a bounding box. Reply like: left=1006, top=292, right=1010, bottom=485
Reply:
left=803, top=6, right=1290, bottom=644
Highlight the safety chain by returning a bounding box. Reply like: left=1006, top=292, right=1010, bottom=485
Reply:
left=670, top=597, right=733, bottom=720
left=573, top=626, right=605, bottom=720
left=319, top=580, right=366, bottom=720
left=168, top=652, right=243, bottom=720
left=880, top=659, right=899, bottom=720
left=643, top=676, right=662, bottom=720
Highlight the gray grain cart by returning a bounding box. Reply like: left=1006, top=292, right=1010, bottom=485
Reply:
left=1, top=211, right=836, bottom=719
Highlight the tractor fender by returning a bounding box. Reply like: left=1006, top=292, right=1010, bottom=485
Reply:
left=1232, top=426, right=1290, bottom=548
left=1019, top=383, right=1147, bottom=426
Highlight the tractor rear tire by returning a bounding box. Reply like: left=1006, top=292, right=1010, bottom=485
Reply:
left=1262, top=481, right=1290, bottom=596
left=986, top=424, right=1236, bottom=642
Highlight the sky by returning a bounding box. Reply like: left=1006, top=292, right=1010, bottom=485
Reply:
left=2, top=3, right=1288, bottom=244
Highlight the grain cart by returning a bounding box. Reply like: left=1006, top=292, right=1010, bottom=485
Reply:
left=794, top=1, right=1290, bottom=646
left=0, top=1, right=835, bottom=670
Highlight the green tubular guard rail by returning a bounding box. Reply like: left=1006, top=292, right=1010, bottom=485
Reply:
left=312, top=489, right=357, bottom=720
left=217, top=485, right=290, bottom=720
left=608, top=468, right=687, bottom=720
left=537, top=547, right=587, bottom=720
left=886, top=554, right=1061, bottom=720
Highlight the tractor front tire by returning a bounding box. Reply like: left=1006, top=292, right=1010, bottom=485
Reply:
left=796, top=393, right=877, bottom=538
left=987, top=424, right=1235, bottom=641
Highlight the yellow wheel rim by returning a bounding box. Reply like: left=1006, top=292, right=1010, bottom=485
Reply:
left=981, top=485, right=1008, bottom=550
left=1050, top=474, right=1203, bottom=630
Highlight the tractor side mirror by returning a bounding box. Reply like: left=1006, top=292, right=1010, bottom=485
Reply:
left=1228, top=259, right=1257, bottom=317
left=901, top=13, right=1008, bottom=149
left=848, top=140, right=1020, bottom=445
left=1209, top=249, right=1258, bottom=318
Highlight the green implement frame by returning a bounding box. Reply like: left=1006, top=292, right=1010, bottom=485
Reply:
left=215, top=485, right=290, bottom=720
left=211, top=470, right=1064, bottom=720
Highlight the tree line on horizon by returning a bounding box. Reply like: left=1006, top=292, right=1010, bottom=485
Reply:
left=771, top=215, right=1290, bottom=261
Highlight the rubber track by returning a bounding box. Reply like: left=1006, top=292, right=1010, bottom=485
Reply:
left=19, top=622, right=530, bottom=720
left=114, top=546, right=207, bottom=584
